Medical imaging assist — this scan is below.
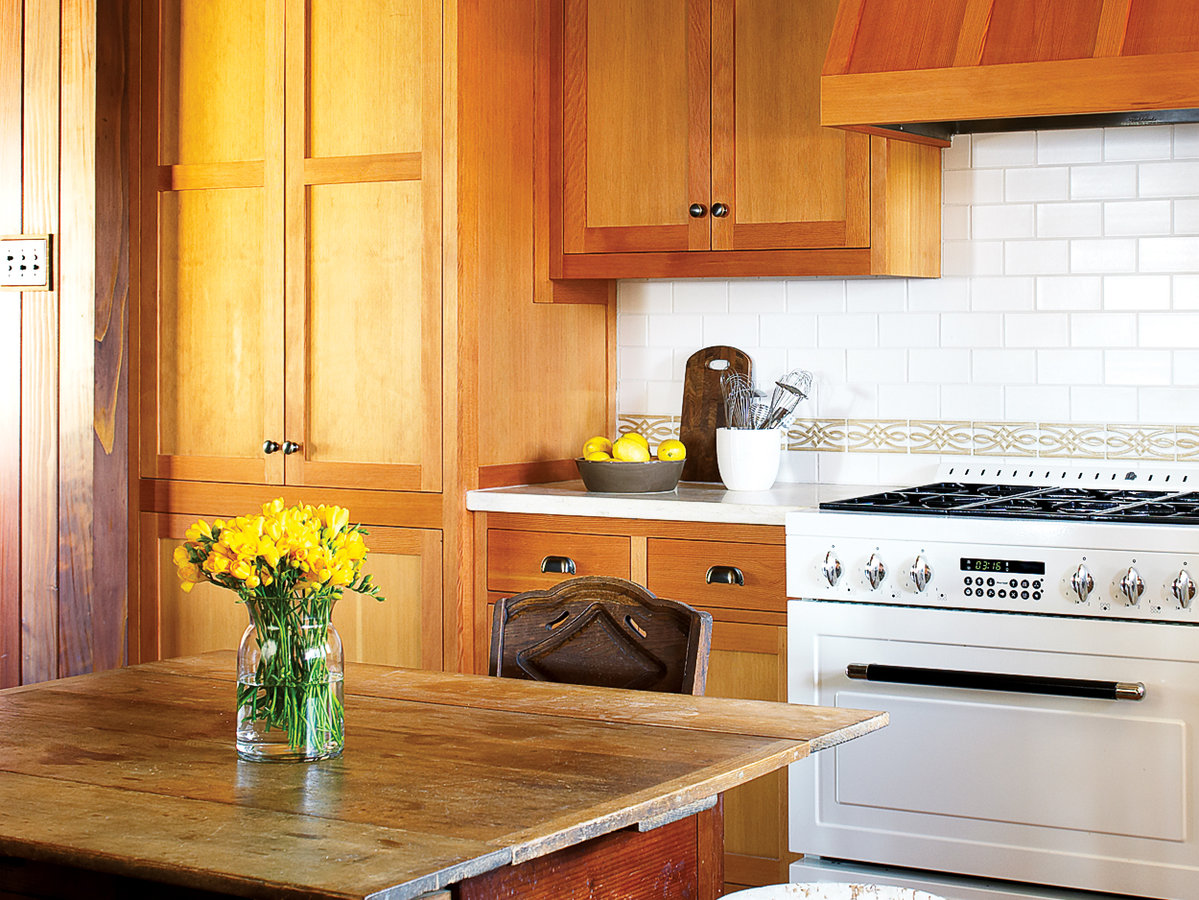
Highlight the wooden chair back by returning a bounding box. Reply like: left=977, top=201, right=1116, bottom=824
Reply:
left=490, top=576, right=713, bottom=695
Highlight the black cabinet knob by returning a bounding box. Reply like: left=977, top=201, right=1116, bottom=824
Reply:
left=711, top=202, right=730, bottom=218
left=688, top=203, right=708, bottom=218
left=262, top=439, right=281, bottom=455
left=282, top=440, right=301, bottom=455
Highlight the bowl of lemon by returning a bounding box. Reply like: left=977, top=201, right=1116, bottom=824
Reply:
left=575, top=433, right=686, bottom=493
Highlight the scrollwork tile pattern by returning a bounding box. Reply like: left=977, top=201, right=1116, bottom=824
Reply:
left=618, top=415, right=1199, bottom=462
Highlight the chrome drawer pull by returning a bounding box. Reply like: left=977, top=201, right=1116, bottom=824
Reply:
left=846, top=663, right=1145, bottom=701
left=705, top=565, right=744, bottom=586
left=540, top=555, right=576, bottom=575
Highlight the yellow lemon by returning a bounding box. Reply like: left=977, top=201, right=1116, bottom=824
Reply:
left=584, top=449, right=612, bottom=461
left=582, top=435, right=613, bottom=457
left=656, top=439, right=686, bottom=461
left=612, top=436, right=651, bottom=462
left=623, top=432, right=650, bottom=449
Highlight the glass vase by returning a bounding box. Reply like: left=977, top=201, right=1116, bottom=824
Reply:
left=236, top=615, right=345, bottom=762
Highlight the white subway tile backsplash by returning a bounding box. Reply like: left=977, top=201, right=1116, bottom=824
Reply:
left=1005, top=239, right=1070, bottom=275
left=759, top=314, right=819, bottom=349
left=1005, top=312, right=1070, bottom=347
left=1104, top=274, right=1171, bottom=310
left=1006, top=166, right=1070, bottom=202
left=973, top=349, right=1036, bottom=384
left=846, top=279, right=907, bottom=312
left=1071, top=312, right=1138, bottom=347
left=1071, top=164, right=1137, bottom=199
left=1141, top=236, right=1199, bottom=272
left=973, top=204, right=1035, bottom=240
left=617, top=279, right=673, bottom=314
left=1036, top=202, right=1102, bottom=238
left=702, top=314, right=758, bottom=348
left=1105, top=350, right=1172, bottom=386
left=614, top=125, right=1199, bottom=464
left=972, top=276, right=1034, bottom=310
left=672, top=279, right=729, bottom=312
left=729, top=279, right=786, bottom=312
left=1037, top=349, right=1104, bottom=385
left=1139, top=161, right=1199, bottom=197
left=944, top=169, right=1005, bottom=205
left=878, top=312, right=940, bottom=347
left=1036, top=275, right=1102, bottom=310
left=1038, top=128, right=1104, bottom=165
left=1139, top=312, right=1199, bottom=347
left=1070, top=238, right=1137, bottom=273
left=786, top=278, right=847, bottom=312
left=973, top=132, right=1037, bottom=168
left=1104, top=126, right=1172, bottom=162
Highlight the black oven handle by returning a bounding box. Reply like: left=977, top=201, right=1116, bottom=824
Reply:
left=847, top=663, right=1145, bottom=701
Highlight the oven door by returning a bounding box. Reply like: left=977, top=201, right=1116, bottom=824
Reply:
left=788, top=600, right=1199, bottom=900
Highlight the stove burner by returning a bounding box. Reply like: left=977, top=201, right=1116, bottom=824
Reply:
left=975, top=484, right=1039, bottom=497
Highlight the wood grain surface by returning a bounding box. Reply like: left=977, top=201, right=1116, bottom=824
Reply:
left=0, top=654, right=886, bottom=899
left=679, top=345, right=752, bottom=484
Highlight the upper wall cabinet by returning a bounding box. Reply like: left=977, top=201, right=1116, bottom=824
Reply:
left=546, top=0, right=942, bottom=279
left=140, top=0, right=442, bottom=492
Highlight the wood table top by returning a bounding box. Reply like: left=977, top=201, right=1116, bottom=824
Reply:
left=0, top=653, right=887, bottom=899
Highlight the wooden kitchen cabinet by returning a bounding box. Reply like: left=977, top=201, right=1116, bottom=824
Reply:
left=476, top=511, right=795, bottom=889
left=140, top=0, right=441, bottom=493
left=548, top=0, right=941, bottom=279
left=137, top=512, right=443, bottom=670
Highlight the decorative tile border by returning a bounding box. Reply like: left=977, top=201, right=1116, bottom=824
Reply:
left=618, top=414, right=1199, bottom=463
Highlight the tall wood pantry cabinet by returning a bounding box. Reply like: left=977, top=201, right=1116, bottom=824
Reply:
left=547, top=0, right=942, bottom=280
left=130, top=0, right=611, bottom=670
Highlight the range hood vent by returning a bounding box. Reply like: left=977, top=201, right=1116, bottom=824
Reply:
left=821, top=0, right=1199, bottom=146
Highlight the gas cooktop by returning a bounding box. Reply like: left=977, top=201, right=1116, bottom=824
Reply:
left=820, top=481, right=1199, bottom=524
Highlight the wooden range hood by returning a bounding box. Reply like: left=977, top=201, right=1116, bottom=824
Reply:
left=822, top=0, right=1199, bottom=146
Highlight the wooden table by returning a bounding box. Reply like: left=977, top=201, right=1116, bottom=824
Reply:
left=0, top=654, right=886, bottom=899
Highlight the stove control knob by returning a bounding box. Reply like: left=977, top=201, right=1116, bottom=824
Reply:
left=1119, top=566, right=1145, bottom=606
left=1070, top=564, right=1094, bottom=603
left=864, top=553, right=887, bottom=591
left=1172, top=570, right=1196, bottom=609
left=909, top=555, right=933, bottom=593
left=821, top=551, right=843, bottom=588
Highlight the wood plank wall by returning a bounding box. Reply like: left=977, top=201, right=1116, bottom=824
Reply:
left=0, top=0, right=129, bottom=687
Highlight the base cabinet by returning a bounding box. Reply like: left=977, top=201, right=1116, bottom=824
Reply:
left=139, top=512, right=443, bottom=670
left=477, top=511, right=794, bottom=889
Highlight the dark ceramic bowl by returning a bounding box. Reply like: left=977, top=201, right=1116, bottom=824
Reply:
left=575, top=457, right=685, bottom=493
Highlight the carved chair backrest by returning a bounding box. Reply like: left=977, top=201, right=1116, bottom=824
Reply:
left=489, top=576, right=713, bottom=696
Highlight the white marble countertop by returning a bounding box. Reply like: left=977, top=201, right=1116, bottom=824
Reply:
left=466, top=480, right=883, bottom=527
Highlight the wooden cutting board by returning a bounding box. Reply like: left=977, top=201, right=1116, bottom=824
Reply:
left=679, top=346, right=752, bottom=483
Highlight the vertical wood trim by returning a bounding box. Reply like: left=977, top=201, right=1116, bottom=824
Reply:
left=560, top=0, right=586, bottom=253
left=94, top=0, right=131, bottom=673
left=422, top=528, right=443, bottom=670
left=708, top=0, right=733, bottom=252
left=953, top=0, right=995, bottom=67
left=124, top=0, right=142, bottom=668
left=421, top=0, right=444, bottom=492
left=472, top=511, right=488, bottom=674
left=696, top=796, right=725, bottom=900
left=629, top=534, right=648, bottom=584
left=135, top=0, right=158, bottom=479
left=21, top=0, right=60, bottom=684
left=0, top=0, right=21, bottom=688
left=281, top=0, right=304, bottom=491
left=1094, top=0, right=1133, bottom=56
left=688, top=0, right=712, bottom=251
left=58, top=0, right=98, bottom=677
left=822, top=0, right=866, bottom=75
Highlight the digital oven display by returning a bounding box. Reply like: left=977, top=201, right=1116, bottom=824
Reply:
left=960, top=557, right=1046, bottom=575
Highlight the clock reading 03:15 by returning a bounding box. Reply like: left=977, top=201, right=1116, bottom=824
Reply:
left=960, top=557, right=1046, bottom=575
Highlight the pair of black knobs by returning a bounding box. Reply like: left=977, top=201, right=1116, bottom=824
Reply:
left=262, top=440, right=301, bottom=455
left=688, top=202, right=730, bottom=218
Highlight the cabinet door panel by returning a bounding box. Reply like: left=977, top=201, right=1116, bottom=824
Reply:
left=140, top=513, right=442, bottom=670
left=158, top=0, right=265, bottom=166
left=562, top=0, right=710, bottom=252
left=704, top=617, right=793, bottom=887
left=150, top=188, right=282, bottom=484
left=710, top=0, right=869, bottom=251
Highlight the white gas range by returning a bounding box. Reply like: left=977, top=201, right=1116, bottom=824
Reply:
left=785, top=460, right=1199, bottom=900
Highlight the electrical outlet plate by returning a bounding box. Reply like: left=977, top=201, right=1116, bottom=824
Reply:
left=1, top=235, right=52, bottom=291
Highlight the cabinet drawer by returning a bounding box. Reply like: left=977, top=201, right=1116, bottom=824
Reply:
left=487, top=529, right=631, bottom=593
left=646, top=538, right=785, bottom=613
